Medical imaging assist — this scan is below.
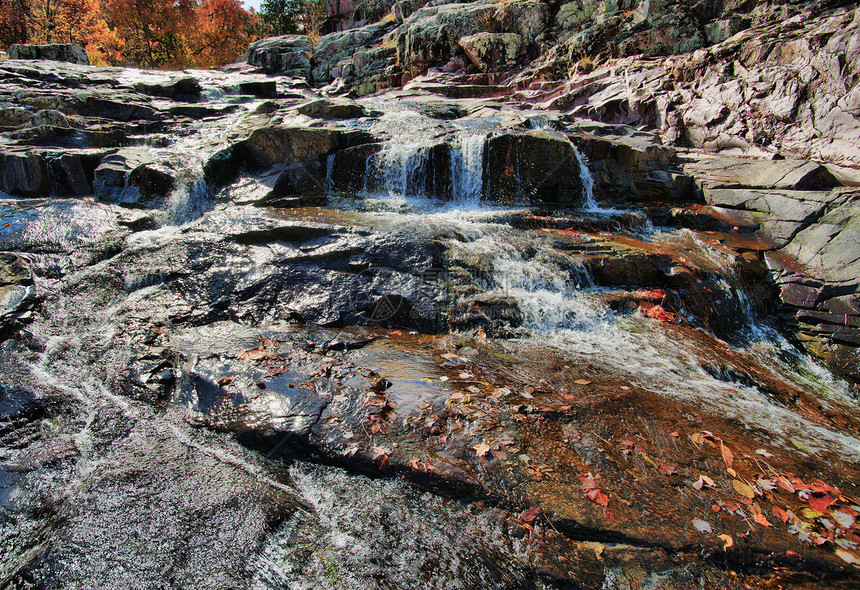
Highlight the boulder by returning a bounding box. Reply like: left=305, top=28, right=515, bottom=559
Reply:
left=396, top=2, right=497, bottom=78
left=245, top=35, right=312, bottom=77
left=133, top=77, right=202, bottom=101
left=93, top=148, right=176, bottom=205
left=0, top=252, right=37, bottom=337
left=7, top=43, right=89, bottom=65
left=459, top=33, right=524, bottom=72
left=311, top=21, right=395, bottom=85
left=296, top=99, right=366, bottom=119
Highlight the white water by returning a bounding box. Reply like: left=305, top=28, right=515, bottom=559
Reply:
left=450, top=132, right=487, bottom=204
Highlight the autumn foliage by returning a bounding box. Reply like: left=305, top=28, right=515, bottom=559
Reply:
left=0, top=0, right=261, bottom=69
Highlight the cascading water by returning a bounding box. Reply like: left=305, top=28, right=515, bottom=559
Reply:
left=449, top=132, right=487, bottom=205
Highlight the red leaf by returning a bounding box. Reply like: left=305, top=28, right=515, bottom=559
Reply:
left=521, top=507, right=541, bottom=522
left=377, top=454, right=391, bottom=473
left=586, top=488, right=609, bottom=506
left=786, top=550, right=802, bottom=560
left=658, top=462, right=678, bottom=475
left=807, top=493, right=836, bottom=513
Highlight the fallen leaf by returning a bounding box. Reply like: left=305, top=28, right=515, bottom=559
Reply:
left=719, top=534, right=733, bottom=549
left=216, top=376, right=235, bottom=387
left=777, top=477, right=796, bottom=494
left=670, top=431, right=680, bottom=438
left=808, top=494, right=836, bottom=513
left=690, top=432, right=705, bottom=444
left=440, top=353, right=459, bottom=360
left=833, top=510, right=855, bottom=529
left=835, top=548, right=860, bottom=566
left=727, top=467, right=737, bottom=478
left=733, top=480, right=756, bottom=499
left=658, top=462, right=678, bottom=475
left=390, top=330, right=402, bottom=336
left=754, top=513, right=773, bottom=527
left=721, top=442, right=734, bottom=470
left=574, top=379, right=591, bottom=385
left=256, top=381, right=266, bottom=389
left=786, top=550, right=802, bottom=560
left=473, top=443, right=490, bottom=458
left=521, top=507, right=541, bottom=523
left=773, top=506, right=791, bottom=523
left=757, top=478, right=777, bottom=491
left=692, top=475, right=716, bottom=490
left=692, top=519, right=713, bottom=534
left=376, top=454, right=391, bottom=473
left=756, top=448, right=774, bottom=458
left=586, top=488, right=609, bottom=506
left=712, top=504, right=721, bottom=512
left=466, top=385, right=481, bottom=394
left=439, top=376, right=449, bottom=382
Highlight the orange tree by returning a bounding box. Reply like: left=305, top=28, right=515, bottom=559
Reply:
left=184, top=0, right=259, bottom=68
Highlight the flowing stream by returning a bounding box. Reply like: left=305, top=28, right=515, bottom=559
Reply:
left=2, top=91, right=859, bottom=588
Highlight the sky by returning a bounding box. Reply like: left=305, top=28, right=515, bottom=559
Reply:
left=243, top=0, right=263, bottom=12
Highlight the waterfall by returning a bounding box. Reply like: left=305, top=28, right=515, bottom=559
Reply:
left=573, top=145, right=597, bottom=211
left=449, top=132, right=487, bottom=205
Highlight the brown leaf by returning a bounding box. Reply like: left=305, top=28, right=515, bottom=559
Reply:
left=690, top=433, right=705, bottom=444
left=440, top=352, right=459, bottom=360
left=732, top=479, right=756, bottom=499
left=720, top=442, right=734, bottom=470
left=574, top=379, right=591, bottom=385
left=216, top=376, right=235, bottom=387
left=521, top=507, right=541, bottom=523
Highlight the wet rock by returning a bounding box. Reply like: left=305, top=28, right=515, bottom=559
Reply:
left=8, top=43, right=89, bottom=64
left=244, top=35, right=312, bottom=77
left=0, top=150, right=50, bottom=197
left=93, top=148, right=176, bottom=205
left=0, top=253, right=37, bottom=338
left=296, top=98, right=366, bottom=119
left=484, top=131, right=584, bottom=205
left=133, top=76, right=202, bottom=101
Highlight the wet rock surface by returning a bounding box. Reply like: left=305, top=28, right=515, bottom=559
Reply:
left=2, top=17, right=860, bottom=589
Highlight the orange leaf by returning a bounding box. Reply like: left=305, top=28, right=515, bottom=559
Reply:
left=720, top=442, right=734, bottom=470
left=719, top=534, right=733, bottom=549
left=773, top=506, right=790, bottom=523
left=754, top=513, right=773, bottom=527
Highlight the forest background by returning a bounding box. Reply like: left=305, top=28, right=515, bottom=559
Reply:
left=0, top=0, right=324, bottom=69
